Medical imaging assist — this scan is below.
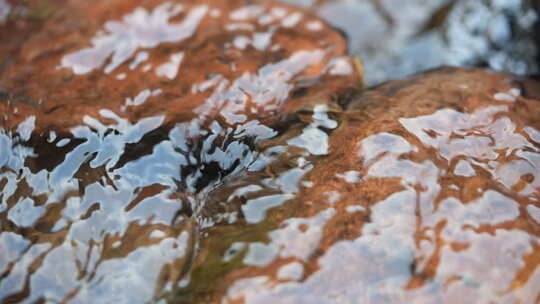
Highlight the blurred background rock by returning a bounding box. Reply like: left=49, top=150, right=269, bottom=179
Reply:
left=279, top=0, right=540, bottom=85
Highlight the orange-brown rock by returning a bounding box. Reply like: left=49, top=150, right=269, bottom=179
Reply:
left=178, top=68, right=540, bottom=303
left=2, top=1, right=540, bottom=303
left=0, top=0, right=360, bottom=133
left=0, top=1, right=358, bottom=303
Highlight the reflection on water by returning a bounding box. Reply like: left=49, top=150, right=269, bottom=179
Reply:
left=0, top=1, right=540, bottom=304
left=61, top=3, right=206, bottom=75
left=0, top=0, right=358, bottom=302
left=282, top=0, right=539, bottom=85
left=215, top=69, right=540, bottom=304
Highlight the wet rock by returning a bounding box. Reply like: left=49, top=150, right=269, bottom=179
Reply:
left=178, top=68, right=540, bottom=303
left=0, top=1, right=360, bottom=303
left=0, top=0, right=360, bottom=132
left=1, top=1, right=540, bottom=303
left=0, top=1, right=63, bottom=80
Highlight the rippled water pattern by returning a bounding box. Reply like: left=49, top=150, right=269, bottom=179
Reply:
left=213, top=72, right=540, bottom=303
left=1, top=1, right=540, bottom=304
left=0, top=1, right=356, bottom=302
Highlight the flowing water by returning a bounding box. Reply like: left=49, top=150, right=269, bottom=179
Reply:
left=0, top=0, right=539, bottom=303
left=283, top=0, right=539, bottom=85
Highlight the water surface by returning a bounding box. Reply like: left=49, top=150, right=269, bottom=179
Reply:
left=0, top=1, right=539, bottom=303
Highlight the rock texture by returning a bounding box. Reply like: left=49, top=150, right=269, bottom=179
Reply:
left=1, top=0, right=540, bottom=304
left=0, top=1, right=360, bottom=303
left=0, top=0, right=360, bottom=132
left=180, top=68, right=540, bottom=303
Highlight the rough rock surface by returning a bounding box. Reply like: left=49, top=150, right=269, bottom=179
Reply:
left=1, top=0, right=540, bottom=303
left=0, top=1, right=359, bottom=303
left=0, top=0, right=360, bottom=132
left=180, top=68, right=540, bottom=303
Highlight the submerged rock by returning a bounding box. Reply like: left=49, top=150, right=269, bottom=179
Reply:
left=177, top=68, right=540, bottom=303
left=0, top=0, right=359, bottom=303
left=0, top=0, right=360, bottom=132
left=0, top=0, right=540, bottom=303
